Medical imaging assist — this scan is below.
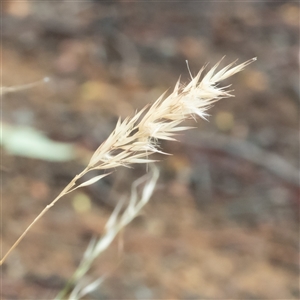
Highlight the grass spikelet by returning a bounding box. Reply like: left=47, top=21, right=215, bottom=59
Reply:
left=0, top=58, right=256, bottom=265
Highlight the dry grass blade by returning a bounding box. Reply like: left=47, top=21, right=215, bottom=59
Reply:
left=0, top=77, right=49, bottom=95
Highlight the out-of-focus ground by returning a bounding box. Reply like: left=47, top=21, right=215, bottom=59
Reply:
left=1, top=1, right=299, bottom=299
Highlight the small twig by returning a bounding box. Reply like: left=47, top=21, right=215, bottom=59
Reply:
left=185, top=132, right=299, bottom=188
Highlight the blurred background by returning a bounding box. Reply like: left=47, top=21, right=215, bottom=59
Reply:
left=1, top=1, right=299, bottom=299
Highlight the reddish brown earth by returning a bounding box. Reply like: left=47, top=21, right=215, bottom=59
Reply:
left=1, top=1, right=299, bottom=299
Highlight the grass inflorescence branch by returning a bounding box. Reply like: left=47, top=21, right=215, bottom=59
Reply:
left=0, top=57, right=256, bottom=266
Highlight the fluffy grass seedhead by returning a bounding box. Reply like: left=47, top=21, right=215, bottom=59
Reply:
left=88, top=58, right=256, bottom=170
left=0, top=58, right=255, bottom=267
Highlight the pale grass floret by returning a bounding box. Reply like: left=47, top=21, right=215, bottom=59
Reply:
left=0, top=58, right=256, bottom=265
left=88, top=58, right=256, bottom=170
left=55, top=165, right=159, bottom=299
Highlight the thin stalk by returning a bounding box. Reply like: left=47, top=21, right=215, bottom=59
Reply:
left=0, top=168, right=88, bottom=265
